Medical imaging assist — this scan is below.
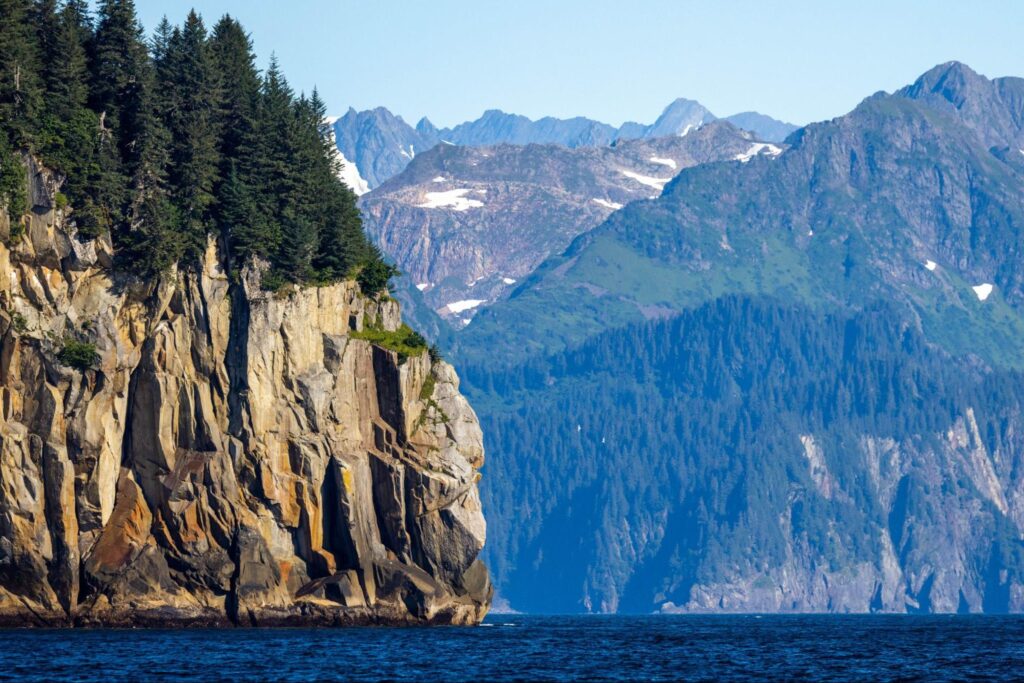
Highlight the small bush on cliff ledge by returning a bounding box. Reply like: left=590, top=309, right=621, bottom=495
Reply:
left=57, top=338, right=99, bottom=371
left=8, top=312, right=27, bottom=335
left=357, top=260, right=400, bottom=297
left=351, top=323, right=427, bottom=363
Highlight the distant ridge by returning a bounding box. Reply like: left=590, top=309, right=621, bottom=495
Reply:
left=332, top=99, right=799, bottom=189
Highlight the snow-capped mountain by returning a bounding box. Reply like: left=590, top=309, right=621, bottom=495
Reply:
left=332, top=100, right=797, bottom=191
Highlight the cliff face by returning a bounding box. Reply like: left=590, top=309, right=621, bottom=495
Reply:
left=0, top=158, right=491, bottom=626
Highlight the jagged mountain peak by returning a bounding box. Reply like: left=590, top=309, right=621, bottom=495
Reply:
left=896, top=61, right=1024, bottom=148
left=645, top=98, right=717, bottom=137
left=901, top=60, right=988, bottom=105
left=336, top=99, right=799, bottom=189
left=416, top=116, right=439, bottom=136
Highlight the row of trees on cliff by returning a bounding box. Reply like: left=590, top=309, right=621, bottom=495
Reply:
left=0, top=0, right=392, bottom=288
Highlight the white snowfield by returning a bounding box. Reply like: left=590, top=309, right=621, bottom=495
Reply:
left=418, top=189, right=485, bottom=211
left=973, top=283, right=994, bottom=301
left=734, top=142, right=783, bottom=163
left=432, top=176, right=447, bottom=183
left=502, top=277, right=517, bottom=285
left=679, top=122, right=701, bottom=137
left=592, top=198, right=624, bottom=210
left=399, top=144, right=415, bottom=160
left=335, top=149, right=370, bottom=196
left=446, top=299, right=487, bottom=314
left=648, top=156, right=678, bottom=170
left=924, top=260, right=937, bottom=271
left=619, top=169, right=673, bottom=191
left=416, top=283, right=429, bottom=291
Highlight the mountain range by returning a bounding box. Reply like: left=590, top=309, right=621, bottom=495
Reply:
left=359, top=122, right=779, bottom=329
left=435, top=61, right=1024, bottom=613
left=333, top=99, right=798, bottom=189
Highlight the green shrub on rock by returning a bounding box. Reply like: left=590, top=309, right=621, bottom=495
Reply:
left=57, top=338, right=99, bottom=370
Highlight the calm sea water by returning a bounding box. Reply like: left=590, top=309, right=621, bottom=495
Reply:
left=1, top=614, right=1022, bottom=682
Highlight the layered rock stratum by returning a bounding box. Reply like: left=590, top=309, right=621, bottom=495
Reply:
left=0, top=157, right=490, bottom=626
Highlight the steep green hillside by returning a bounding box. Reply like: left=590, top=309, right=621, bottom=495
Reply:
left=454, top=63, right=1024, bottom=613
left=465, top=298, right=1024, bottom=613
left=460, top=63, right=1024, bottom=369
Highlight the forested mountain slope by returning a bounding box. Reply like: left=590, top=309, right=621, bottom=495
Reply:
left=456, top=62, right=1024, bottom=613
left=461, top=62, right=1024, bottom=366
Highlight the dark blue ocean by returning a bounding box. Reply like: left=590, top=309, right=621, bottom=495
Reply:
left=1, top=614, right=1022, bottom=682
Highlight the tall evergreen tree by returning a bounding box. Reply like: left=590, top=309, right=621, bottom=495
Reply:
left=161, top=11, right=222, bottom=261
left=247, top=55, right=297, bottom=263
left=91, top=1, right=175, bottom=265
left=0, top=0, right=42, bottom=143
left=0, top=5, right=393, bottom=284
left=44, top=0, right=92, bottom=116
left=209, top=16, right=260, bottom=165
left=89, top=0, right=149, bottom=150
left=35, top=0, right=95, bottom=191
left=209, top=15, right=261, bottom=269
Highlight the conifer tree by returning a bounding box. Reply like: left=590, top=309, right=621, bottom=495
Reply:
left=248, top=55, right=296, bottom=262
left=0, top=5, right=394, bottom=285
left=209, top=16, right=260, bottom=165
left=0, top=0, right=42, bottom=143
left=89, top=0, right=149, bottom=149
left=162, top=11, right=221, bottom=262
left=44, top=0, right=92, bottom=117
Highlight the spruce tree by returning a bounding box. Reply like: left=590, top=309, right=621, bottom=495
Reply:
left=0, top=0, right=42, bottom=144
left=44, top=0, right=92, bottom=117
left=89, top=0, right=149, bottom=149
left=0, top=5, right=390, bottom=283
left=209, top=15, right=261, bottom=269
left=35, top=0, right=97, bottom=214
left=249, top=55, right=296, bottom=263
left=162, top=11, right=221, bottom=262
left=209, top=16, right=260, bottom=165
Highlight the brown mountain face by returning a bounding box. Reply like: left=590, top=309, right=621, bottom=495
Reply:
left=0, top=158, right=490, bottom=627
left=359, top=122, right=775, bottom=327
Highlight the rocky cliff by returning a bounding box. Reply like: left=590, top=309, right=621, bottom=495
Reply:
left=0, top=158, right=491, bottom=626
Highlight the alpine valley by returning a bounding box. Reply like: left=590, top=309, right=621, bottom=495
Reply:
left=354, top=61, right=1024, bottom=615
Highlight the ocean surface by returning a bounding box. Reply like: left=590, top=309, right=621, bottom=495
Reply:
left=1, top=614, right=1022, bottom=682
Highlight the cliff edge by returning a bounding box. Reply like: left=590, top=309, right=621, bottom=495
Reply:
left=0, top=158, right=491, bottom=626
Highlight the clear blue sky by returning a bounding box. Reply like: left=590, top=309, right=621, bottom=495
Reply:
left=133, top=0, right=1024, bottom=128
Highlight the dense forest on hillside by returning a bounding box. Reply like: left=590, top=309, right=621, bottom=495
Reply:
left=0, top=0, right=393, bottom=289
left=463, top=296, right=1024, bottom=613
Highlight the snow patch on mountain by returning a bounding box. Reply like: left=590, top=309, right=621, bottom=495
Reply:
left=924, top=260, right=937, bottom=271
left=593, top=198, right=624, bottom=210
left=446, top=299, right=487, bottom=314
left=432, top=176, right=447, bottom=183
left=973, top=283, right=994, bottom=301
left=734, top=143, right=783, bottom=163
left=619, top=170, right=673, bottom=191
left=416, top=283, right=429, bottom=291
left=419, top=189, right=485, bottom=211
left=335, top=147, right=370, bottom=196
left=502, top=277, right=517, bottom=285
left=649, top=156, right=678, bottom=169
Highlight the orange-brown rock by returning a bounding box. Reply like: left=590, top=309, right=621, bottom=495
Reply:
left=0, top=158, right=490, bottom=627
